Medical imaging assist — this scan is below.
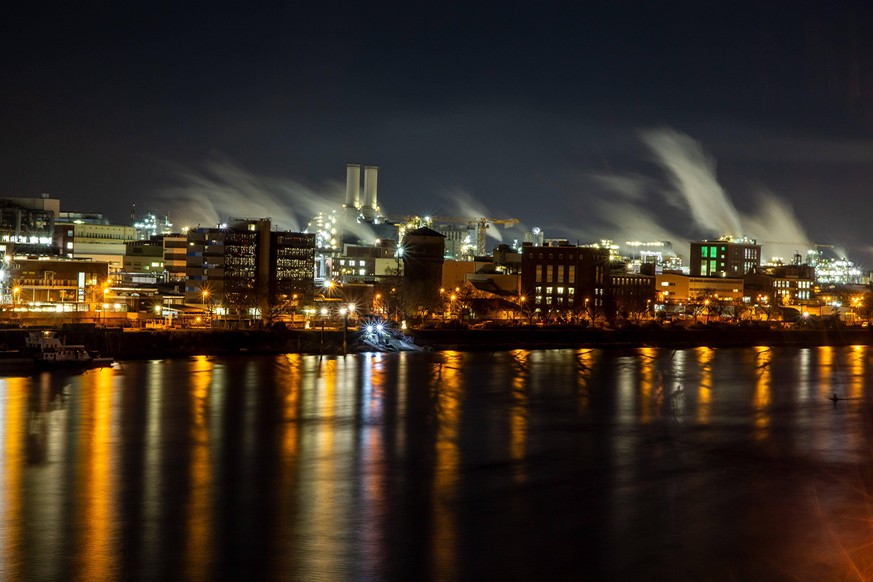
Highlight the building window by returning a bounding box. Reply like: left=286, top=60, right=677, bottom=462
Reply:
left=536, top=265, right=542, bottom=282
left=568, top=266, right=575, bottom=284
left=546, top=265, right=553, bottom=282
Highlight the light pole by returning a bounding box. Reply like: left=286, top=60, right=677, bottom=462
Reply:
left=202, top=289, right=211, bottom=327
left=339, top=306, right=348, bottom=354
left=320, top=307, right=328, bottom=354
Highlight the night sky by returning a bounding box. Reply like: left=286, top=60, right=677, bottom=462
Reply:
left=4, top=2, right=873, bottom=262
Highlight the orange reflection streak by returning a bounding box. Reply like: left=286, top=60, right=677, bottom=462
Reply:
left=360, top=355, right=387, bottom=578
left=509, top=349, right=529, bottom=482
left=696, top=347, right=714, bottom=425
left=848, top=345, right=865, bottom=399
left=639, top=347, right=655, bottom=424
left=818, top=346, right=834, bottom=399
left=432, top=350, right=462, bottom=580
left=75, top=367, right=117, bottom=581
left=0, top=378, right=27, bottom=582
left=186, top=356, right=213, bottom=580
left=281, top=354, right=302, bottom=453
left=753, top=346, right=773, bottom=440
left=275, top=354, right=302, bottom=576
left=306, top=357, right=341, bottom=576
left=576, top=349, right=595, bottom=414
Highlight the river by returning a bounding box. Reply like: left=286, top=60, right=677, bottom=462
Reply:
left=1, top=347, right=873, bottom=580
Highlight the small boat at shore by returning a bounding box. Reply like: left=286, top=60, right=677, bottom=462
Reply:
left=0, top=331, right=115, bottom=372
left=27, top=331, right=114, bottom=370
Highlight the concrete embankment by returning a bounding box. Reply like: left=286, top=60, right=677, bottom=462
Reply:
left=0, top=328, right=353, bottom=359
left=0, top=326, right=871, bottom=360
left=407, top=326, right=873, bottom=351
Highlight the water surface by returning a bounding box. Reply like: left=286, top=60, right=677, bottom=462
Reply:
left=2, top=347, right=873, bottom=580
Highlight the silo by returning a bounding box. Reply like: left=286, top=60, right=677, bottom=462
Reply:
left=345, top=164, right=361, bottom=208
left=364, top=165, right=379, bottom=210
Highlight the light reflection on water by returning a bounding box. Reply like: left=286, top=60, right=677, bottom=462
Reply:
left=3, top=347, right=873, bottom=579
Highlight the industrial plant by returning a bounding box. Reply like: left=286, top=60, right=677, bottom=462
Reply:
left=0, top=162, right=869, bottom=329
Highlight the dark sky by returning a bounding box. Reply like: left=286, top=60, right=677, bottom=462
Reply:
left=4, top=2, right=873, bottom=262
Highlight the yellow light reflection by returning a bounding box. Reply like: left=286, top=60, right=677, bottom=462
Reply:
left=696, top=347, right=714, bottom=425
left=509, top=349, right=529, bottom=482
left=432, top=350, right=462, bottom=580
left=75, top=367, right=117, bottom=580
left=186, top=355, right=213, bottom=580
left=753, top=346, right=772, bottom=440
left=639, top=347, right=656, bottom=424
left=848, top=345, right=865, bottom=400
left=0, top=378, right=27, bottom=582
left=818, top=346, right=834, bottom=400
left=576, top=349, right=595, bottom=414
left=360, top=354, right=387, bottom=578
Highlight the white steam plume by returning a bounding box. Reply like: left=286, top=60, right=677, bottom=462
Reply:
left=739, top=190, right=811, bottom=260
left=640, top=128, right=743, bottom=238
left=439, top=188, right=504, bottom=242
left=592, top=128, right=813, bottom=262
left=153, top=157, right=379, bottom=243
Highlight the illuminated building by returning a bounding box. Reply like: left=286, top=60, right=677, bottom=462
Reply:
left=269, top=231, right=316, bottom=304
left=690, top=238, right=761, bottom=277
left=520, top=242, right=610, bottom=319
left=3, top=257, right=109, bottom=306
left=185, top=219, right=272, bottom=315
left=656, top=273, right=744, bottom=304
left=744, top=264, right=815, bottom=304
left=0, top=195, right=60, bottom=255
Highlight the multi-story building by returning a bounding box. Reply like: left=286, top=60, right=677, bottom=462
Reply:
left=690, top=238, right=761, bottom=278
left=185, top=219, right=271, bottom=314
left=0, top=196, right=60, bottom=255
left=270, top=231, right=316, bottom=304
left=56, top=221, right=137, bottom=274
left=5, top=257, right=109, bottom=305
left=656, top=272, right=744, bottom=303
left=520, top=243, right=610, bottom=319
left=123, top=237, right=164, bottom=283
left=186, top=219, right=316, bottom=319
left=162, top=234, right=187, bottom=282
left=329, top=241, right=398, bottom=283
left=744, top=264, right=816, bottom=305
left=609, top=270, right=656, bottom=318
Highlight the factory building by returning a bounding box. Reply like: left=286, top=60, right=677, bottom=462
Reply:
left=344, top=164, right=384, bottom=225
left=690, top=238, right=761, bottom=278
left=520, top=242, right=611, bottom=320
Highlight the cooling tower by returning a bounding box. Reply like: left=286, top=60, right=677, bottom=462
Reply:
left=364, top=165, right=378, bottom=210
left=345, top=164, right=361, bottom=207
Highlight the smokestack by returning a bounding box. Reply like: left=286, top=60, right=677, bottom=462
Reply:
left=364, top=165, right=378, bottom=210
left=345, top=164, right=361, bottom=208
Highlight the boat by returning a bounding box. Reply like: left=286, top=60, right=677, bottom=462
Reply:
left=25, top=331, right=114, bottom=370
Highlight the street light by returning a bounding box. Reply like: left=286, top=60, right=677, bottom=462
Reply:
left=202, top=289, right=212, bottom=326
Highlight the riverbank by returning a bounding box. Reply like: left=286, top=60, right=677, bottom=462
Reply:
left=0, top=325, right=867, bottom=360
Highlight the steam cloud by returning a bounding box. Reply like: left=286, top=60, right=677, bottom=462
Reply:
left=439, top=188, right=505, bottom=243
left=153, top=157, right=379, bottom=243
left=593, top=128, right=813, bottom=261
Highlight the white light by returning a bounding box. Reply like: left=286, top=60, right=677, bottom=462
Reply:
left=366, top=325, right=374, bottom=333
left=376, top=323, right=384, bottom=332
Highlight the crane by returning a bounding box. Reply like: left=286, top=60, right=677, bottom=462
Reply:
left=399, top=215, right=520, bottom=257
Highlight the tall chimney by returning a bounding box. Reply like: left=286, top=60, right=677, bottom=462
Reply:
left=345, top=164, right=361, bottom=208
left=364, top=165, right=378, bottom=210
